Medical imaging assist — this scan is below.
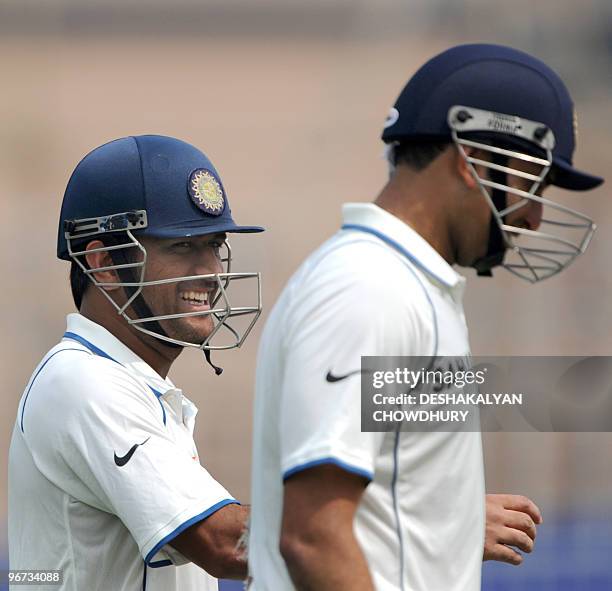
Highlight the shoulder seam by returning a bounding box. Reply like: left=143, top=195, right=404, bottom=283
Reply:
left=300, top=235, right=400, bottom=284
left=20, top=348, right=90, bottom=433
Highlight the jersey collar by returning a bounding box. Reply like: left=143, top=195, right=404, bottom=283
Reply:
left=63, top=313, right=175, bottom=395
left=341, top=203, right=464, bottom=290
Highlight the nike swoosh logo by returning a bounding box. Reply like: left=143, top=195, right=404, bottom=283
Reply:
left=114, top=437, right=150, bottom=467
left=326, top=369, right=362, bottom=383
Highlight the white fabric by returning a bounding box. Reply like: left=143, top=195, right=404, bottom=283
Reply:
left=249, top=203, right=485, bottom=591
left=9, top=313, right=236, bottom=591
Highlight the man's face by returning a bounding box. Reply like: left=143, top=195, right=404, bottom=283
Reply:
left=134, top=233, right=226, bottom=345
left=464, top=154, right=550, bottom=266
left=502, top=157, right=548, bottom=232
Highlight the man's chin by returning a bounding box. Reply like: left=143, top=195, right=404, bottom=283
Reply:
left=159, top=318, right=215, bottom=346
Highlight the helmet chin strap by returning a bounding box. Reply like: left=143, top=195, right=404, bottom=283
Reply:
left=473, top=153, right=508, bottom=277
left=204, top=349, right=224, bottom=375
left=133, top=289, right=224, bottom=375
left=110, top=242, right=224, bottom=375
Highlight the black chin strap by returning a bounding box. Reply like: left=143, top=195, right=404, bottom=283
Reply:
left=109, top=244, right=182, bottom=348
left=473, top=154, right=508, bottom=277
left=128, top=287, right=224, bottom=376
left=204, top=349, right=224, bottom=375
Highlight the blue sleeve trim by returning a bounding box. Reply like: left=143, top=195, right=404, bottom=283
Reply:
left=283, top=457, right=373, bottom=482
left=20, top=348, right=88, bottom=433
left=144, top=498, right=240, bottom=565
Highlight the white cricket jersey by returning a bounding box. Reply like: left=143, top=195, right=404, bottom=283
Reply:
left=9, top=313, right=238, bottom=591
left=249, top=203, right=485, bottom=591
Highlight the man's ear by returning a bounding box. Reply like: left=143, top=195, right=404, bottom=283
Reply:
left=454, top=145, right=483, bottom=190
left=84, top=240, right=121, bottom=291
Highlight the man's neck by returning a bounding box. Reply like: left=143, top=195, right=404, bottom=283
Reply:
left=79, top=296, right=180, bottom=378
left=374, top=166, right=457, bottom=265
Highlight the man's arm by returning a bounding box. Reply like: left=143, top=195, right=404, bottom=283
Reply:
left=484, top=494, right=543, bottom=565
left=280, top=464, right=374, bottom=591
left=170, top=504, right=250, bottom=579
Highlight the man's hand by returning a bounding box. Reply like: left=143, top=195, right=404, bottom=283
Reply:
left=484, top=494, right=543, bottom=565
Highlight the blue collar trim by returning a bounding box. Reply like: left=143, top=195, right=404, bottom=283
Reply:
left=63, top=331, right=117, bottom=363
left=341, top=223, right=453, bottom=288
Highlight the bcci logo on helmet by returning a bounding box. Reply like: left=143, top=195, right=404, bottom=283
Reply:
left=188, top=168, right=225, bottom=216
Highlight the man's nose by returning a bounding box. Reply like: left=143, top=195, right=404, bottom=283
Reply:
left=193, top=248, right=223, bottom=275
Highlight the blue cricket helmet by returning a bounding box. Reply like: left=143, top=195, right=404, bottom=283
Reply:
left=57, top=134, right=263, bottom=260
left=381, top=43, right=603, bottom=191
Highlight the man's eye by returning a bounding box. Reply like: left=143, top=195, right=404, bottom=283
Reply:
left=173, top=242, right=191, bottom=249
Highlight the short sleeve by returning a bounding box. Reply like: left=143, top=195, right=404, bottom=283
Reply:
left=23, top=352, right=237, bottom=566
left=279, top=242, right=434, bottom=481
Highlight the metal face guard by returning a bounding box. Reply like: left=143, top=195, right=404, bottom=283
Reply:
left=448, top=106, right=595, bottom=283
left=66, top=211, right=262, bottom=350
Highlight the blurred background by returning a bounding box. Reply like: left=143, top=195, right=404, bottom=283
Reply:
left=1, top=0, right=611, bottom=589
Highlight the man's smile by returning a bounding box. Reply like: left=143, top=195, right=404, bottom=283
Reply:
left=180, top=289, right=210, bottom=304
